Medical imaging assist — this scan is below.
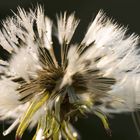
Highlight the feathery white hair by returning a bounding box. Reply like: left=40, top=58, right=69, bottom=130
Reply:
left=0, top=6, right=140, bottom=140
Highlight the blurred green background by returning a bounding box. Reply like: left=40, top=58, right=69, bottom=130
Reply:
left=0, top=0, right=140, bottom=139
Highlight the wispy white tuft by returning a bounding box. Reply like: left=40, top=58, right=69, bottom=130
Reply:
left=57, top=12, right=80, bottom=45
left=9, top=47, right=40, bottom=82
left=0, top=78, right=20, bottom=111
left=63, top=11, right=140, bottom=113
left=0, top=30, right=14, bottom=53
left=36, top=7, right=53, bottom=50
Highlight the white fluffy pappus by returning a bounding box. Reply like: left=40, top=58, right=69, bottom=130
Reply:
left=0, top=6, right=140, bottom=140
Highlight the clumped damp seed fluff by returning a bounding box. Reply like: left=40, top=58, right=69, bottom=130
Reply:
left=0, top=6, right=140, bottom=140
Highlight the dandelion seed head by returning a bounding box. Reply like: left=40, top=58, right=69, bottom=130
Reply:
left=0, top=6, right=140, bottom=140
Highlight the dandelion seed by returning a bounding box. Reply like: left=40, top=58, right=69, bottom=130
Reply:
left=0, top=6, right=140, bottom=140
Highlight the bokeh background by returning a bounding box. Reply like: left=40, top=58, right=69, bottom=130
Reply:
left=0, top=0, right=140, bottom=139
